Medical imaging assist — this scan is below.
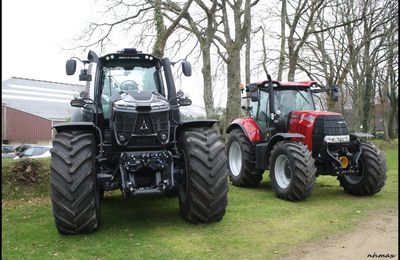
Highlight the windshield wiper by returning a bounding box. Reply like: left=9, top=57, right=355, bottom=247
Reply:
left=108, top=75, right=123, bottom=91
left=296, top=88, right=310, bottom=104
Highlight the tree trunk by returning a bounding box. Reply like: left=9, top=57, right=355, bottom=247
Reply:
left=277, top=0, right=286, bottom=81
left=287, top=53, right=297, bottom=81
left=245, top=24, right=251, bottom=84
left=362, top=68, right=373, bottom=133
left=225, top=52, right=242, bottom=127
left=152, top=0, right=166, bottom=57
left=201, top=47, right=215, bottom=117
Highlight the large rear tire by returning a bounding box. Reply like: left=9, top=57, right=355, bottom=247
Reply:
left=269, top=141, right=316, bottom=201
left=338, top=142, right=387, bottom=195
left=178, top=128, right=228, bottom=223
left=226, top=128, right=263, bottom=187
left=50, top=131, right=100, bottom=234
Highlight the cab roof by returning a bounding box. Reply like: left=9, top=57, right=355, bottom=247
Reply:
left=99, top=48, right=160, bottom=64
left=256, top=80, right=318, bottom=88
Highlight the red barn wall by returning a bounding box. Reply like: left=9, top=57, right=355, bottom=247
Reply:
left=2, top=105, right=52, bottom=142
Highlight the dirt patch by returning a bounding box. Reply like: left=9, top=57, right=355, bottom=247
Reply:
left=280, top=208, right=398, bottom=260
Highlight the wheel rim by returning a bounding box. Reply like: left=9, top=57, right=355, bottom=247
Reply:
left=229, top=141, right=242, bottom=177
left=274, top=154, right=292, bottom=189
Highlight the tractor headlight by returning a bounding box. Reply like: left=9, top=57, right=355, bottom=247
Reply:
left=324, top=135, right=350, bottom=143
left=118, top=133, right=128, bottom=142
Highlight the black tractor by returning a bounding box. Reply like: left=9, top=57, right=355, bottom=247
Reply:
left=50, top=48, right=228, bottom=234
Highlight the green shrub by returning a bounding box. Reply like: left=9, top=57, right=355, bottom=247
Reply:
left=9, top=158, right=44, bottom=184
left=371, top=138, right=398, bottom=150
left=2, top=158, right=51, bottom=200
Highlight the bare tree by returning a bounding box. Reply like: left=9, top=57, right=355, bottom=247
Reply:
left=214, top=0, right=260, bottom=128
left=151, top=0, right=194, bottom=57
left=344, top=0, right=398, bottom=132
left=72, top=0, right=193, bottom=57
left=73, top=1, right=153, bottom=53
left=284, top=0, right=325, bottom=81
left=162, top=0, right=220, bottom=118
left=377, top=19, right=398, bottom=140
left=293, top=0, right=397, bottom=135
left=277, top=0, right=287, bottom=81
left=300, top=2, right=363, bottom=112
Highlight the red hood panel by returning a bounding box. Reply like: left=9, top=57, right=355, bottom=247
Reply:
left=289, top=111, right=342, bottom=151
left=290, top=110, right=341, bottom=117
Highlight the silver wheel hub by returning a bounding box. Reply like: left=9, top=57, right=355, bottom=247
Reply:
left=229, top=141, right=242, bottom=177
left=274, top=154, right=291, bottom=189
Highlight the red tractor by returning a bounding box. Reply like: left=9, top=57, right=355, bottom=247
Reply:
left=226, top=75, right=387, bottom=201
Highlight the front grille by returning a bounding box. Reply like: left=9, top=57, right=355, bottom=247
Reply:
left=312, top=115, right=348, bottom=154
left=114, top=110, right=169, bottom=135
left=113, top=108, right=170, bottom=147
left=114, top=111, right=136, bottom=132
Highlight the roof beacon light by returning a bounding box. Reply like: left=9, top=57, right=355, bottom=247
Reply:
left=121, top=48, right=138, bottom=55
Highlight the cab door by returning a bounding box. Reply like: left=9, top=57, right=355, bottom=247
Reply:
left=249, top=89, right=270, bottom=137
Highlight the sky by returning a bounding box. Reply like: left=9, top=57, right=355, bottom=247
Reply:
left=1, top=0, right=207, bottom=109
left=2, top=0, right=97, bottom=85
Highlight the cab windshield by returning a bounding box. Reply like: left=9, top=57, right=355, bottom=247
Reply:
left=102, top=65, right=159, bottom=97
left=100, top=61, right=161, bottom=119
left=274, top=88, right=314, bottom=116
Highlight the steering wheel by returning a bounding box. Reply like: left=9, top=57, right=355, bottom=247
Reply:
left=121, top=80, right=138, bottom=91
left=278, top=104, right=289, bottom=113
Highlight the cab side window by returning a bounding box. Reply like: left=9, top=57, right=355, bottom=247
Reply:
left=250, top=90, right=269, bottom=133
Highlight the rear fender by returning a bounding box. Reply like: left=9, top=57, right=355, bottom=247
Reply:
left=226, top=117, right=262, bottom=143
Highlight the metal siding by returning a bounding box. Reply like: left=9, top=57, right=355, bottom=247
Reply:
left=2, top=77, right=85, bottom=120
left=2, top=106, right=52, bottom=141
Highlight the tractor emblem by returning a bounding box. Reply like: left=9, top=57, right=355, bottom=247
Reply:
left=140, top=119, right=149, bottom=131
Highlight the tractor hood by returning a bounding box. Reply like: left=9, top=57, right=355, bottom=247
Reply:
left=113, top=90, right=169, bottom=112
left=289, top=110, right=342, bottom=125
left=111, top=90, right=171, bottom=147
left=288, top=110, right=349, bottom=151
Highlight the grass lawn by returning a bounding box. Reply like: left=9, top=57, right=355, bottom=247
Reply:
left=2, top=145, right=398, bottom=260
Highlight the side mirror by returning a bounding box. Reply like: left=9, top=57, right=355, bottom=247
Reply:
left=182, top=61, right=192, bottom=77
left=70, top=98, right=86, bottom=107
left=178, top=97, right=192, bottom=106
left=331, top=84, right=339, bottom=102
left=247, top=83, right=259, bottom=102
left=66, top=59, right=77, bottom=75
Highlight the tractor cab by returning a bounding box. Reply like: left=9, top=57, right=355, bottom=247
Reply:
left=247, top=80, right=317, bottom=136
left=98, top=51, right=164, bottom=121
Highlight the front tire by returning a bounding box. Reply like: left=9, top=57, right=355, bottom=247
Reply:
left=50, top=131, right=100, bottom=234
left=269, top=141, right=316, bottom=201
left=338, top=142, right=387, bottom=195
left=178, top=128, right=228, bottom=223
left=226, top=128, right=263, bottom=187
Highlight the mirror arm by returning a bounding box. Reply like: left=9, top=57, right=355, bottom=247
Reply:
left=70, top=56, right=89, bottom=64
left=170, top=59, right=185, bottom=66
